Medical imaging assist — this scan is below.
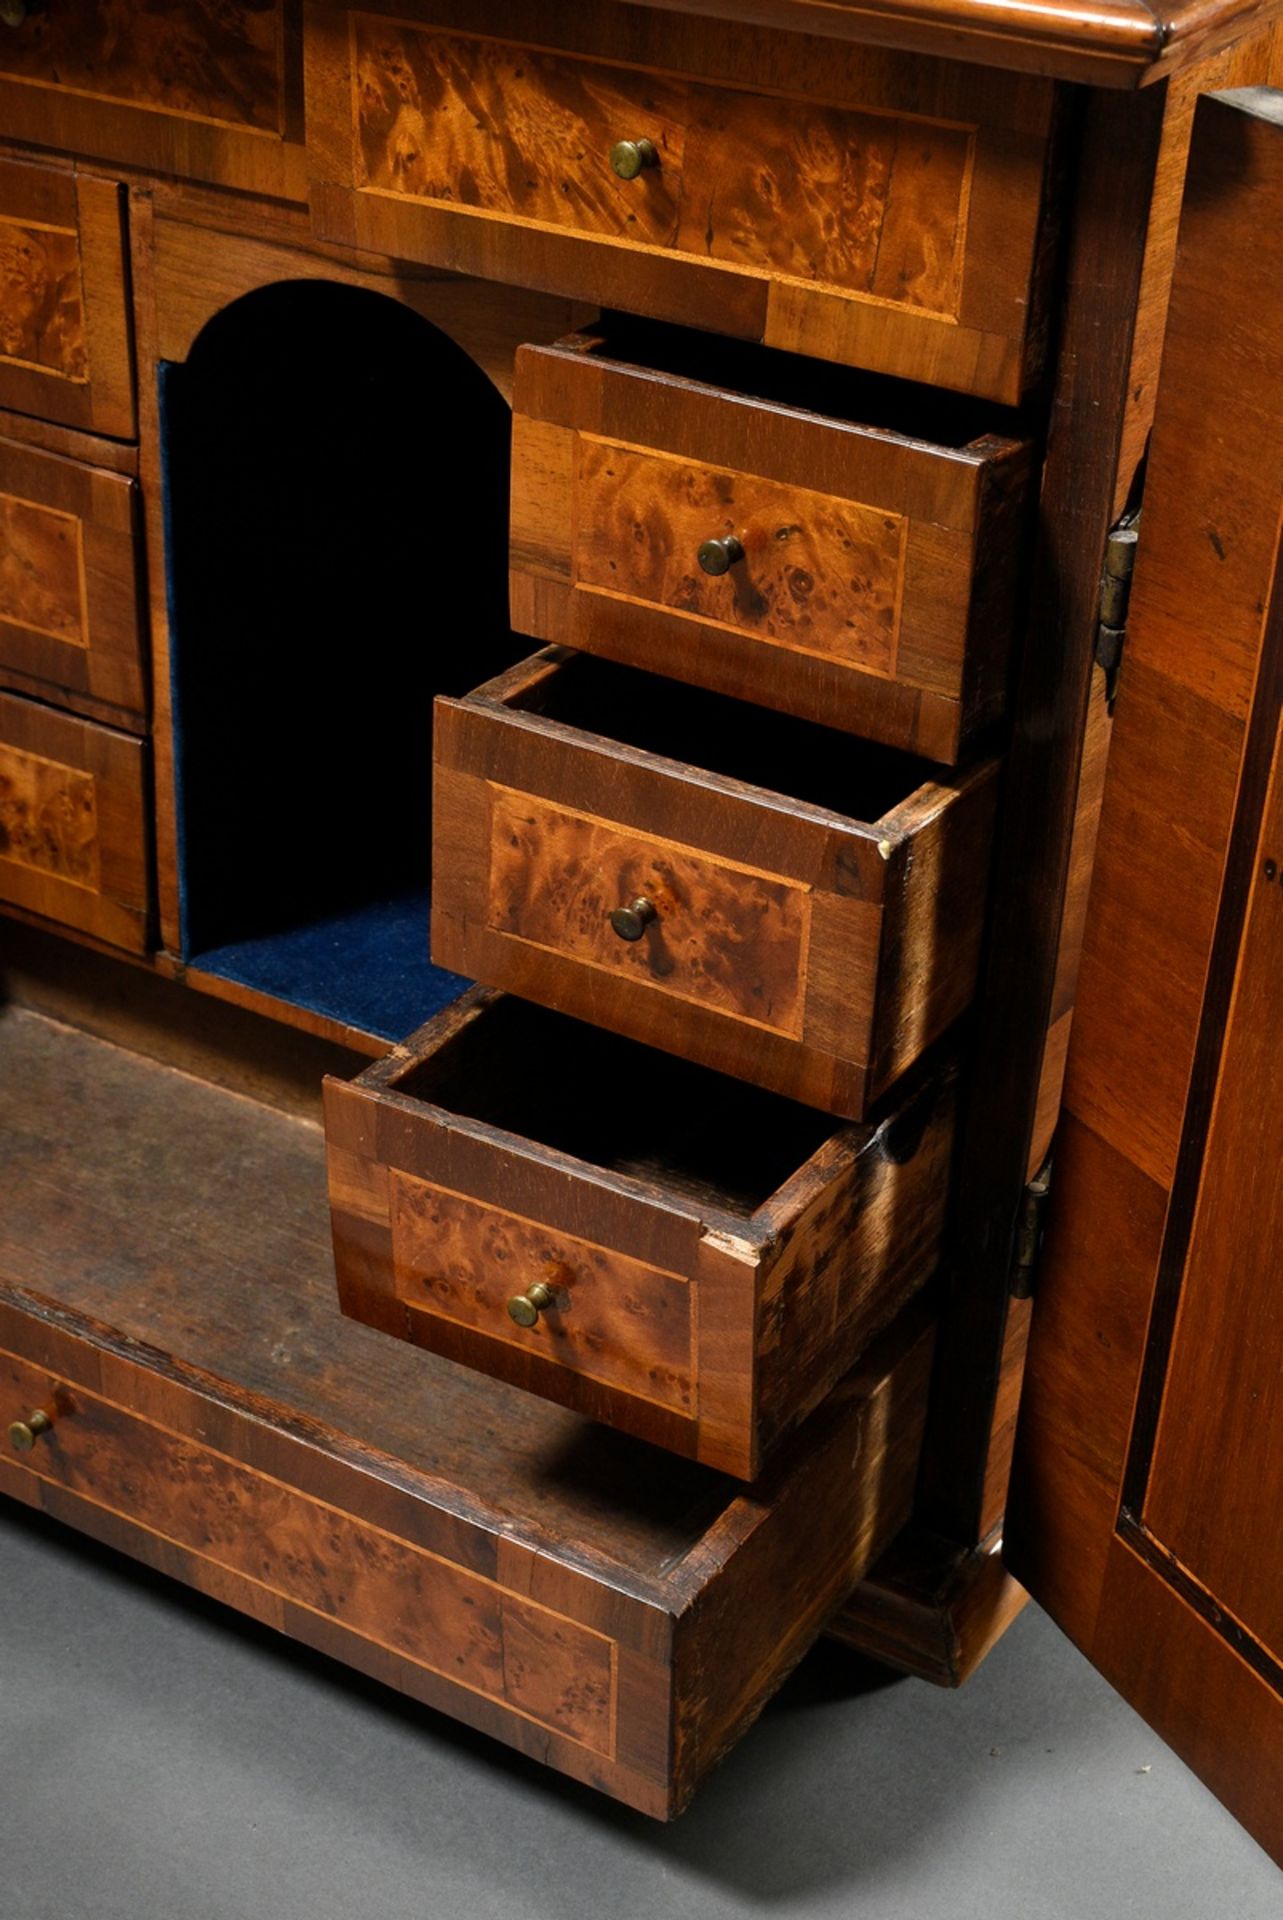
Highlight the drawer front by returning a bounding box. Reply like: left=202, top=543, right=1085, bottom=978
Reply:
left=511, top=341, right=1033, bottom=761
left=0, top=1269, right=932, bottom=1816
left=306, top=3, right=1058, bottom=403
left=0, top=1343, right=618, bottom=1762
left=389, top=1165, right=695, bottom=1417
left=0, top=157, right=132, bottom=438
left=325, top=989, right=955, bottom=1477
left=0, top=688, right=149, bottom=950
left=0, top=437, right=144, bottom=724
left=488, top=785, right=810, bottom=1039
left=433, top=665, right=998, bottom=1119
left=0, top=4, right=303, bottom=199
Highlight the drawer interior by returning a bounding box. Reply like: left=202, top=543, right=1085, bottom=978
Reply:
left=161, top=277, right=524, bottom=1039
left=585, top=317, right=1025, bottom=449
left=383, top=992, right=844, bottom=1220
left=493, top=651, right=938, bottom=823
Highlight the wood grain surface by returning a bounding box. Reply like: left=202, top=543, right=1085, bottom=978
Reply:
left=0, top=689, right=148, bottom=951
left=1007, top=88, right=1283, bottom=1871
left=0, top=158, right=133, bottom=438
left=351, top=18, right=972, bottom=314
left=325, top=987, right=953, bottom=1477
left=0, top=4, right=303, bottom=198
left=0, top=436, right=144, bottom=727
left=306, top=0, right=1058, bottom=402
left=432, top=652, right=997, bottom=1118
left=0, top=995, right=933, bottom=1815
left=510, top=332, right=1031, bottom=759
left=487, top=785, right=810, bottom=1039
left=613, top=0, right=1279, bottom=88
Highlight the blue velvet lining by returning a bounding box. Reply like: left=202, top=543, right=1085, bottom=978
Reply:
left=190, top=888, right=469, bottom=1042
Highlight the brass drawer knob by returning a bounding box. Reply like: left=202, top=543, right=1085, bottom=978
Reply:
left=697, top=535, right=744, bottom=576
left=610, top=138, right=658, bottom=180
left=508, top=1262, right=572, bottom=1329
left=9, top=1409, right=52, bottom=1451
left=609, top=896, right=657, bottom=942
left=0, top=0, right=38, bottom=26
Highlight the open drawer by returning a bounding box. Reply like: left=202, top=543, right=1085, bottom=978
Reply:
left=324, top=987, right=955, bottom=1479
left=0, top=995, right=935, bottom=1818
left=511, top=325, right=1033, bottom=762
left=432, top=651, right=998, bottom=1119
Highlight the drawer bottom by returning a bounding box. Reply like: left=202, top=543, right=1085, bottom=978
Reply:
left=0, top=997, right=932, bottom=1817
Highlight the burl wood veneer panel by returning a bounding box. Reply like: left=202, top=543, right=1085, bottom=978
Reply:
left=0, top=1001, right=932, bottom=1817
left=0, top=435, right=144, bottom=726
left=433, top=651, right=998, bottom=1118
left=0, top=688, right=149, bottom=950
left=511, top=332, right=1033, bottom=760
left=0, top=156, right=133, bottom=438
left=0, top=2, right=305, bottom=200
left=305, top=0, right=1060, bottom=402
left=325, top=987, right=955, bottom=1477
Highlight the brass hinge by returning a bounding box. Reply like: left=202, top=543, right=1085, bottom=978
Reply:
left=1095, top=516, right=1140, bottom=712
left=1010, top=1159, right=1052, bottom=1300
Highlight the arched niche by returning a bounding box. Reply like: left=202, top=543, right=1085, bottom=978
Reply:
left=161, top=277, right=524, bottom=1038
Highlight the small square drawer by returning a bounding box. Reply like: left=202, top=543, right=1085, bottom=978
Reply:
left=0, top=436, right=144, bottom=726
left=0, top=687, right=149, bottom=952
left=0, top=4, right=303, bottom=200
left=324, top=988, right=954, bottom=1479
left=432, top=652, right=998, bottom=1119
left=512, top=326, right=1033, bottom=763
left=0, top=155, right=132, bottom=439
left=305, top=2, right=1059, bottom=403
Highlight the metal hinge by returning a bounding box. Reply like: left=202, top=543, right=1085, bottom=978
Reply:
left=1095, top=515, right=1141, bottom=712
left=1010, top=1158, right=1053, bottom=1300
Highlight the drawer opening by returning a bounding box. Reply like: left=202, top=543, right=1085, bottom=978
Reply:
left=499, top=652, right=935, bottom=823
left=585, top=317, right=1024, bottom=449
left=386, top=994, right=840, bottom=1219
left=159, top=279, right=524, bottom=1040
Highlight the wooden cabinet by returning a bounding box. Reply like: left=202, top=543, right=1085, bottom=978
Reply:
left=0, top=0, right=1281, bottom=1851
left=1007, top=85, right=1283, bottom=1870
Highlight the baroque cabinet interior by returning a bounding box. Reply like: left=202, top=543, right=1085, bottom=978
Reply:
left=1, top=0, right=1281, bottom=1834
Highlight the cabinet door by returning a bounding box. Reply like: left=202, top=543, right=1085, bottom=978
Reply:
left=1006, top=86, right=1283, bottom=1870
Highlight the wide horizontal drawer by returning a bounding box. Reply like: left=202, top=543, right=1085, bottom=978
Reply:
left=324, top=987, right=955, bottom=1478
left=0, top=3, right=303, bottom=200
left=512, top=327, right=1033, bottom=762
left=0, top=995, right=935, bottom=1816
left=0, top=687, right=149, bottom=951
left=432, top=651, right=998, bottom=1118
left=0, top=155, right=132, bottom=438
left=305, top=2, right=1059, bottom=404
left=0, top=436, right=144, bottom=726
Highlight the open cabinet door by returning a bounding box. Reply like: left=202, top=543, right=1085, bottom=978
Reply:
left=1005, top=85, right=1283, bottom=1869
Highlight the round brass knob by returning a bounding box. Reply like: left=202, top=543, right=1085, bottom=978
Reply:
left=697, top=535, right=744, bottom=577
left=610, top=138, right=658, bottom=180
left=0, top=0, right=34, bottom=26
left=9, top=1410, right=52, bottom=1451
left=507, top=1279, right=557, bottom=1329
left=609, top=896, right=657, bottom=942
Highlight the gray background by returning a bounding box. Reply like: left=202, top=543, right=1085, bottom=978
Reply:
left=1, top=1497, right=1277, bottom=1916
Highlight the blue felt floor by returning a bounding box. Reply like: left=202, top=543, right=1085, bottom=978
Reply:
left=189, top=889, right=470, bottom=1041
